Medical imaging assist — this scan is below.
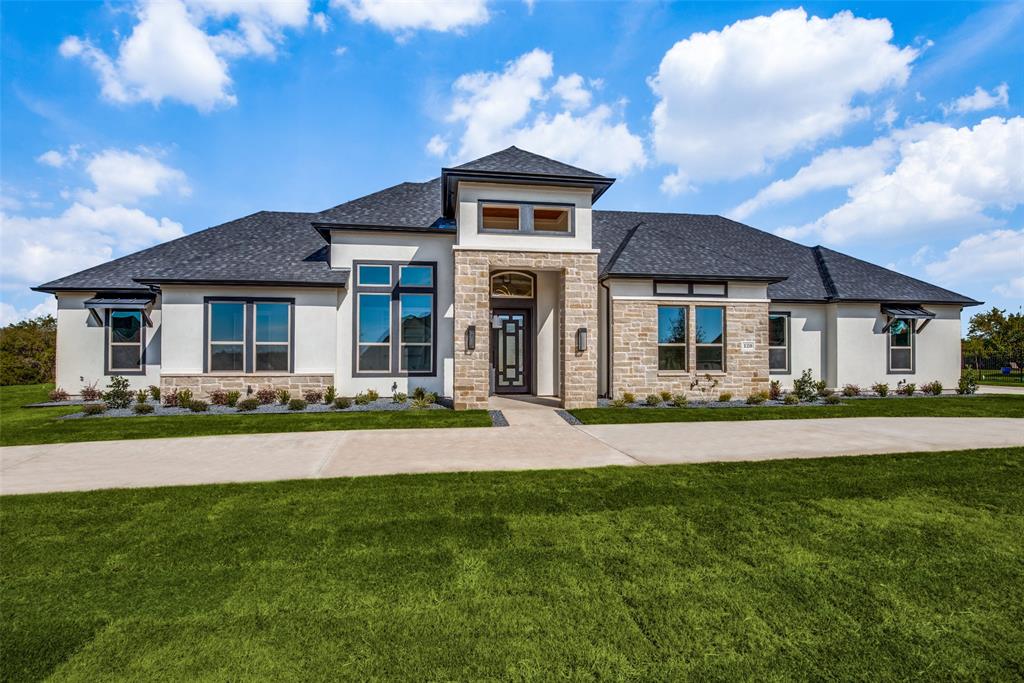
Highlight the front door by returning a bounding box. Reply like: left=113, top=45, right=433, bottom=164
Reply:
left=492, top=309, right=531, bottom=394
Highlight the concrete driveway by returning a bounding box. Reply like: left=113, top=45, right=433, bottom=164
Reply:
left=2, top=400, right=1022, bottom=495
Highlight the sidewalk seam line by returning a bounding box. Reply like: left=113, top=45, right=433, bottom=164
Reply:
left=566, top=420, right=650, bottom=466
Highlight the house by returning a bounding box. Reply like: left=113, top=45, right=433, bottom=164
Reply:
left=35, top=147, right=981, bottom=408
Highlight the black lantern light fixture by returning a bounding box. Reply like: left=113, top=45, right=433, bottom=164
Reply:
left=576, top=327, right=588, bottom=353
left=466, top=325, right=477, bottom=351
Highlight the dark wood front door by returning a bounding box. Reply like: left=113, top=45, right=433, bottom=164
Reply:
left=492, top=309, right=531, bottom=394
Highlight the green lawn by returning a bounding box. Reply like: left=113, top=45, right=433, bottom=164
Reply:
left=3, top=448, right=1023, bottom=680
left=571, top=394, right=1024, bottom=425
left=976, top=372, right=1024, bottom=387
left=0, top=384, right=491, bottom=447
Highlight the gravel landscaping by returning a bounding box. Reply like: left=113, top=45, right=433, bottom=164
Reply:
left=58, top=397, right=452, bottom=419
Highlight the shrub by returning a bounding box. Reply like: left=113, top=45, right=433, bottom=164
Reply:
left=82, top=402, right=106, bottom=415
left=324, top=385, right=337, bottom=404
left=423, top=391, right=438, bottom=404
left=872, top=382, right=890, bottom=397
left=622, top=392, right=636, bottom=404
left=162, top=389, right=180, bottom=408
left=288, top=398, right=308, bottom=411
left=333, top=396, right=352, bottom=409
left=177, top=388, right=193, bottom=410
left=610, top=398, right=628, bottom=408
left=957, top=371, right=978, bottom=395
left=410, top=397, right=433, bottom=409
left=133, top=402, right=155, bottom=414
left=818, top=387, right=835, bottom=398
left=102, top=376, right=133, bottom=409
left=824, top=394, right=842, bottom=405
left=792, top=369, right=817, bottom=401
left=718, top=392, right=733, bottom=402
left=136, top=389, right=149, bottom=404
left=354, top=392, right=372, bottom=405
left=921, top=381, right=943, bottom=396
left=276, top=388, right=291, bottom=404
left=672, top=393, right=689, bottom=407
left=209, top=389, right=229, bottom=406
left=897, top=381, right=916, bottom=396
left=236, top=398, right=259, bottom=412
left=412, top=386, right=427, bottom=401
left=746, top=391, right=768, bottom=405
left=645, top=394, right=661, bottom=406
left=80, top=381, right=102, bottom=401
left=689, top=374, right=719, bottom=402
left=48, top=387, right=69, bottom=402
left=148, top=385, right=161, bottom=401
left=189, top=400, right=209, bottom=412
left=783, top=393, right=800, bottom=405
left=365, top=388, right=380, bottom=402
left=303, top=389, right=324, bottom=403
left=768, top=380, right=782, bottom=401
left=255, top=387, right=276, bottom=404
left=814, top=380, right=830, bottom=397
left=392, top=392, right=407, bottom=403
left=659, top=390, right=673, bottom=403
left=842, top=384, right=861, bottom=397
left=225, top=390, right=241, bottom=407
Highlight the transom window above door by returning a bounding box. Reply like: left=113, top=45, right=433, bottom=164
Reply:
left=479, top=201, right=573, bottom=235
left=490, top=271, right=534, bottom=298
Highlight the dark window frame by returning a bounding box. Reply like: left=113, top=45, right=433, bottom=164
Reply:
left=352, top=260, right=438, bottom=378
left=653, top=280, right=729, bottom=298
left=104, top=309, right=146, bottom=376
left=695, top=305, right=727, bottom=373
left=478, top=200, right=576, bottom=237
left=886, top=317, right=916, bottom=374
left=203, top=297, right=295, bottom=374
left=657, top=305, right=688, bottom=373
left=768, top=311, right=791, bottom=375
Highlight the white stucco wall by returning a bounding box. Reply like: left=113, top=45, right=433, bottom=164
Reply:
left=330, top=229, right=455, bottom=397
left=55, top=292, right=163, bottom=393
left=768, top=303, right=827, bottom=389
left=534, top=270, right=560, bottom=396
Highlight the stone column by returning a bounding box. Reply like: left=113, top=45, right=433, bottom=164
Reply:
left=453, top=251, right=491, bottom=409
left=560, top=253, right=599, bottom=409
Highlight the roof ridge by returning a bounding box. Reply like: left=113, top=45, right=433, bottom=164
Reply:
left=811, top=246, right=839, bottom=299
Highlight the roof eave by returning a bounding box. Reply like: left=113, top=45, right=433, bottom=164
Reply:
left=133, top=277, right=349, bottom=288
left=311, top=222, right=456, bottom=242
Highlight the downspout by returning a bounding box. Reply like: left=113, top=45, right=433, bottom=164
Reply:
left=600, top=278, right=612, bottom=398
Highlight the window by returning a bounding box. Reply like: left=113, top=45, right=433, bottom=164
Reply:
left=353, top=261, right=436, bottom=376
left=481, top=204, right=520, bottom=231
left=654, top=281, right=727, bottom=297
left=889, top=318, right=914, bottom=372
left=768, top=313, right=790, bottom=373
left=695, top=307, right=725, bottom=371
left=657, top=306, right=687, bottom=371
left=255, top=302, right=290, bottom=372
left=209, top=302, right=245, bottom=372
left=108, top=310, right=144, bottom=373
left=533, top=206, right=571, bottom=233
left=490, top=271, right=534, bottom=298
left=479, top=202, right=574, bottom=235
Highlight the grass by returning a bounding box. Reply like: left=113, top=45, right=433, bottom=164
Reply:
left=976, top=372, right=1024, bottom=387
left=571, top=394, right=1024, bottom=425
left=0, top=384, right=491, bottom=447
left=3, top=448, right=1023, bottom=680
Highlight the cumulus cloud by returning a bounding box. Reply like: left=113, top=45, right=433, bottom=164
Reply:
left=775, top=116, right=1024, bottom=244
left=0, top=299, right=57, bottom=327
left=334, top=0, right=488, bottom=35
left=76, top=149, right=191, bottom=207
left=941, top=82, right=1009, bottom=116
left=924, top=229, right=1024, bottom=298
left=36, top=147, right=80, bottom=168
left=60, top=0, right=312, bottom=111
left=437, top=49, right=645, bottom=176
left=425, top=134, right=449, bottom=157
left=649, top=8, right=918, bottom=189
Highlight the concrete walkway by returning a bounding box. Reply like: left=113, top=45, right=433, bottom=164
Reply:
left=2, top=397, right=1022, bottom=495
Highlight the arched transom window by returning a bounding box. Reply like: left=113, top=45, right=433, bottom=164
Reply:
left=490, top=271, right=534, bottom=298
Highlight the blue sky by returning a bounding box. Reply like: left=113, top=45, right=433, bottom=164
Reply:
left=2, top=1, right=1021, bottom=328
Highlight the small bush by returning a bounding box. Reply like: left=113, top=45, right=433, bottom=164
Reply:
left=288, top=398, right=308, bottom=411
left=672, top=393, right=689, bottom=407
left=80, top=382, right=102, bottom=401
left=814, top=380, right=829, bottom=397
left=236, top=398, right=259, bottom=412
left=897, top=382, right=916, bottom=396
left=622, top=392, right=636, bottom=404
left=209, top=389, right=229, bottom=406
left=768, top=380, right=782, bottom=401
left=659, top=390, right=673, bottom=403
left=162, top=389, right=179, bottom=408
left=276, top=388, right=291, bottom=404
left=354, top=392, right=372, bottom=405
left=746, top=391, right=768, bottom=405
left=410, top=397, right=433, bottom=410
left=333, top=396, right=352, bottom=409
left=82, top=402, right=106, bottom=415
left=423, top=391, right=438, bottom=404
left=324, top=385, right=337, bottom=404
left=818, top=387, right=835, bottom=398
left=392, top=392, right=407, bottom=403
left=872, top=382, right=889, bottom=397
left=824, top=394, right=842, bottom=405
left=842, top=384, right=861, bottom=397
left=718, top=392, right=733, bottom=402
left=177, top=388, right=193, bottom=410
left=225, top=390, right=241, bottom=407
left=412, top=386, right=427, bottom=401
left=957, top=371, right=978, bottom=395
left=189, top=400, right=209, bottom=412
left=133, top=402, right=155, bottom=415
left=148, top=385, right=161, bottom=401
left=136, top=389, right=149, bottom=404
left=645, top=394, right=661, bottom=406
left=921, top=381, right=943, bottom=396
left=303, top=389, right=324, bottom=403
left=783, top=393, right=800, bottom=405
left=792, top=369, right=817, bottom=402
left=48, top=387, right=69, bottom=402
left=255, top=387, right=276, bottom=405
left=102, top=376, right=133, bottom=409
left=365, top=388, right=380, bottom=402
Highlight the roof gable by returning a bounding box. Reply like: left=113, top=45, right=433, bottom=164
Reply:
left=451, top=146, right=608, bottom=179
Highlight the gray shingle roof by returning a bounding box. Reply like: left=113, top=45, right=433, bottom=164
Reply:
left=314, top=178, right=448, bottom=229
left=451, top=146, right=608, bottom=179
left=35, top=211, right=347, bottom=292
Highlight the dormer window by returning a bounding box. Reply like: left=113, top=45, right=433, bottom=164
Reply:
left=481, top=204, right=520, bottom=231
left=478, top=201, right=573, bottom=235
left=533, top=206, right=571, bottom=232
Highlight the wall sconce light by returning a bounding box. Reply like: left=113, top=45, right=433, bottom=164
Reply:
left=576, top=327, right=588, bottom=353
left=466, top=325, right=476, bottom=351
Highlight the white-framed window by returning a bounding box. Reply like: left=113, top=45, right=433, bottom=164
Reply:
left=695, top=306, right=725, bottom=371
left=108, top=310, right=144, bottom=373
left=480, top=203, right=520, bottom=231
left=399, top=293, right=433, bottom=373
left=254, top=302, right=290, bottom=372
left=399, top=265, right=433, bottom=287
left=533, top=206, right=571, bottom=233
left=358, top=263, right=392, bottom=287
left=357, top=293, right=392, bottom=373
left=888, top=318, right=914, bottom=373
left=657, top=306, right=687, bottom=371
left=479, top=202, right=573, bottom=234
left=208, top=302, right=246, bottom=372
left=768, top=313, right=790, bottom=373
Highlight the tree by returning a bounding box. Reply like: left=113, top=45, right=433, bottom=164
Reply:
left=0, top=314, right=56, bottom=386
left=966, top=307, right=1024, bottom=379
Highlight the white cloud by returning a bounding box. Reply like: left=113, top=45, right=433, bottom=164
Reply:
left=334, top=0, right=488, bottom=35
left=994, top=276, right=1024, bottom=299
left=0, top=299, right=57, bottom=327
left=924, top=229, right=1024, bottom=298
left=776, top=116, right=1024, bottom=244
left=37, top=148, right=76, bottom=168
left=60, top=0, right=312, bottom=112
left=941, top=83, right=1009, bottom=115
left=333, top=45, right=348, bottom=56
left=425, top=134, right=449, bottom=157
left=438, top=49, right=646, bottom=176
left=649, top=8, right=918, bottom=189
left=312, top=12, right=330, bottom=33
left=76, top=149, right=191, bottom=207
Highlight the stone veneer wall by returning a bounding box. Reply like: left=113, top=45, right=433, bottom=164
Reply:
left=161, top=374, right=333, bottom=400
left=453, top=250, right=598, bottom=410
left=611, top=300, right=770, bottom=399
